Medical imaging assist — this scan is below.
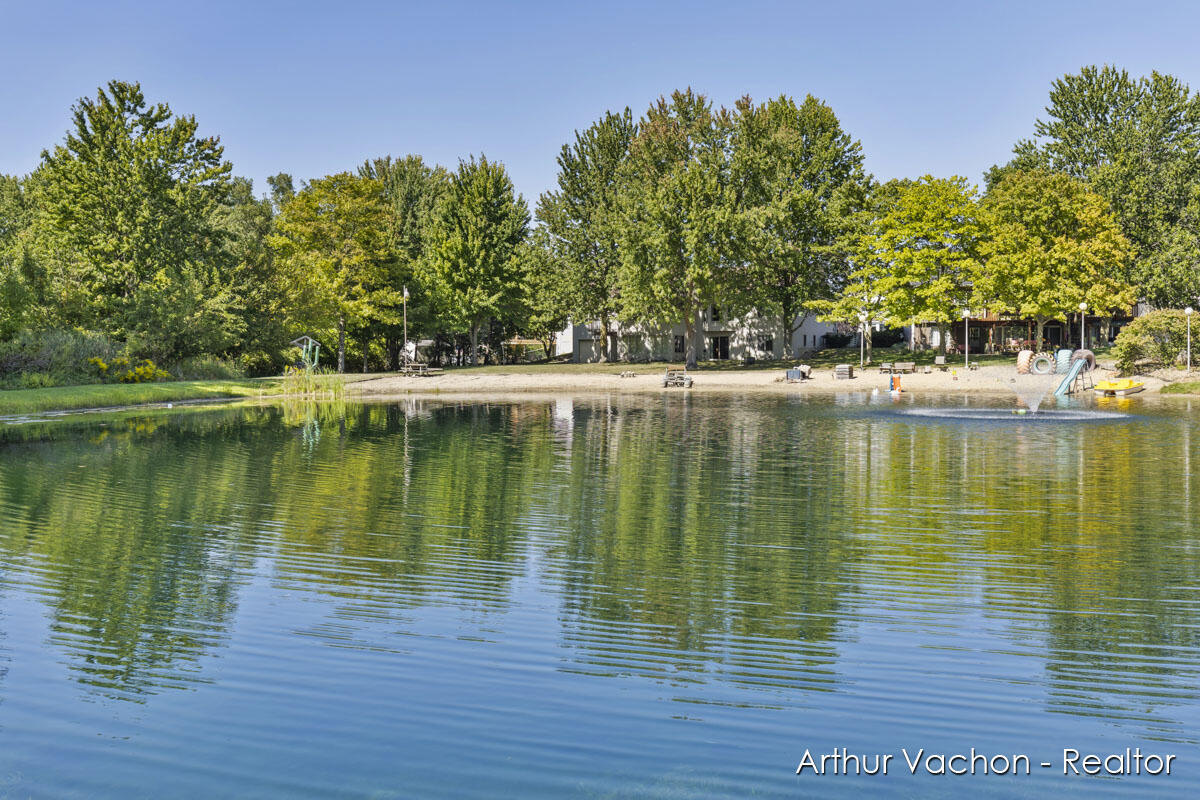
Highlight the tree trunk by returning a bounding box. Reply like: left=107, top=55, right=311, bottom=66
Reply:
left=1035, top=317, right=1046, bottom=350
left=782, top=303, right=796, bottom=360
left=362, top=333, right=369, bottom=373
left=936, top=323, right=946, bottom=355
left=386, top=336, right=400, bottom=371
left=470, top=324, right=479, bottom=366
left=337, top=316, right=346, bottom=373
left=599, top=313, right=612, bottom=363
left=864, top=326, right=873, bottom=364
left=684, top=307, right=699, bottom=370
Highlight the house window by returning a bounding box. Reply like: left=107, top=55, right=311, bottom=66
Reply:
left=674, top=335, right=685, bottom=354
left=757, top=334, right=774, bottom=354
left=709, top=305, right=721, bottom=322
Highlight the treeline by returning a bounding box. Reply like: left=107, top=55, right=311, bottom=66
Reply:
left=4, top=67, right=1200, bottom=380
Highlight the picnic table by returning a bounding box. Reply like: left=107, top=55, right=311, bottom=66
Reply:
left=400, top=361, right=444, bottom=377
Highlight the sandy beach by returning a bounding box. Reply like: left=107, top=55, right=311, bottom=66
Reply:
left=353, top=362, right=1171, bottom=400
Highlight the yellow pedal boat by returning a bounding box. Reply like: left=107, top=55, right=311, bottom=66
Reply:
left=1095, top=378, right=1145, bottom=397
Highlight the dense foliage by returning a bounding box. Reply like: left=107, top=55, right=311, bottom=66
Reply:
left=1112, top=309, right=1191, bottom=372
left=3, top=68, right=1200, bottom=386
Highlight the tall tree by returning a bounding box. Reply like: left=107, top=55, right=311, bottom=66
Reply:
left=419, top=156, right=530, bottom=365
left=517, top=228, right=571, bottom=358
left=810, top=181, right=908, bottom=360
left=997, top=66, right=1200, bottom=304
left=31, top=80, right=235, bottom=359
left=865, top=176, right=983, bottom=353
left=359, top=155, right=449, bottom=367
left=732, top=94, right=870, bottom=357
left=0, top=175, right=38, bottom=339
left=617, top=89, right=745, bottom=369
left=211, top=177, right=288, bottom=369
left=537, top=109, right=635, bottom=362
left=271, top=172, right=398, bottom=372
left=977, top=171, right=1135, bottom=347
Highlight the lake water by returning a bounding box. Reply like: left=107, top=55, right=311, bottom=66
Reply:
left=1, top=393, right=1198, bottom=798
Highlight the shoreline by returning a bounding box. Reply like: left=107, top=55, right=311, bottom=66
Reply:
left=352, top=363, right=1172, bottom=400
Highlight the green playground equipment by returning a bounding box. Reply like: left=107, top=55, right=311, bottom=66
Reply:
left=290, top=336, right=321, bottom=371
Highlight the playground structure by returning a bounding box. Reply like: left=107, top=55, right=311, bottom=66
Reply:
left=289, top=336, right=321, bottom=371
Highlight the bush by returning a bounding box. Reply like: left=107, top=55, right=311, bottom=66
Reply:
left=1112, top=310, right=1189, bottom=373
left=872, top=327, right=907, bottom=348
left=170, top=355, right=246, bottom=381
left=822, top=332, right=854, bottom=348
left=0, top=329, right=118, bottom=388
left=87, top=356, right=170, bottom=384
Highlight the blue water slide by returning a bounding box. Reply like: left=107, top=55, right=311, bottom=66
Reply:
left=1053, top=357, right=1086, bottom=396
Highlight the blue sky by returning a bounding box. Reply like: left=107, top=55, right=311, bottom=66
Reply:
left=3, top=0, right=1200, bottom=205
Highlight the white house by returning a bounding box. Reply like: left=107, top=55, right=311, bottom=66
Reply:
left=555, top=306, right=840, bottom=362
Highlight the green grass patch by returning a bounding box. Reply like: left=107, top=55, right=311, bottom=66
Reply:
left=0, top=379, right=278, bottom=416
left=1161, top=381, right=1200, bottom=395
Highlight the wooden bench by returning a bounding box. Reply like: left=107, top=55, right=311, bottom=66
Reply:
left=893, top=362, right=916, bottom=374
left=834, top=364, right=855, bottom=380
left=663, top=369, right=693, bottom=388
left=879, top=362, right=894, bottom=374
left=934, top=356, right=948, bottom=371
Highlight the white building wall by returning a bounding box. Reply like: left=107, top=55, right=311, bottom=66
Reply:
left=557, top=310, right=841, bottom=363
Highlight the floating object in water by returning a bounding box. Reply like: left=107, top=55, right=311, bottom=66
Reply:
left=1012, top=409, right=1028, bottom=415
left=889, top=375, right=902, bottom=393
left=1095, top=379, right=1145, bottom=397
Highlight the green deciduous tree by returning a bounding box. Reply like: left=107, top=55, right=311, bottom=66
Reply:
left=419, top=156, right=530, bottom=365
left=0, top=175, right=39, bottom=339
left=359, top=155, right=449, bottom=367
left=32, top=80, right=235, bottom=359
left=617, top=89, right=745, bottom=369
left=537, top=109, right=635, bottom=362
left=998, top=66, right=1200, bottom=304
left=732, top=94, right=870, bottom=357
left=271, top=172, right=399, bottom=372
left=977, top=171, right=1135, bottom=347
left=863, top=176, right=983, bottom=353
left=517, top=228, right=571, bottom=358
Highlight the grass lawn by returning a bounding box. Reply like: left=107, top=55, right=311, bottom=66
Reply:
left=0, top=379, right=279, bottom=416
left=1162, top=380, right=1200, bottom=395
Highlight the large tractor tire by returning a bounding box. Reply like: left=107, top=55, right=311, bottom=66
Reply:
left=1071, top=349, right=1096, bottom=371
left=1016, top=349, right=1034, bottom=374
left=1030, top=353, right=1055, bottom=375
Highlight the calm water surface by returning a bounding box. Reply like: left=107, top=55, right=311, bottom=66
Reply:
left=1, top=393, right=1198, bottom=798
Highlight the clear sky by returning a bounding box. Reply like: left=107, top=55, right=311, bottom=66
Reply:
left=3, top=0, right=1200, bottom=205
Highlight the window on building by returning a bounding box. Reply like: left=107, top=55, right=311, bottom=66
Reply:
left=758, top=334, right=774, bottom=354
left=674, top=335, right=685, bottom=354
left=710, top=305, right=721, bottom=322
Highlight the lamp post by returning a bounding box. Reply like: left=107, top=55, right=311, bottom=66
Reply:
left=858, top=312, right=867, bottom=367
left=1079, top=301, right=1088, bottom=350
left=962, top=309, right=970, bottom=369
left=1187, top=307, right=1194, bottom=372
left=402, top=285, right=410, bottom=364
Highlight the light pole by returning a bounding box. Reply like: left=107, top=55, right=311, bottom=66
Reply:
left=1187, top=307, right=1194, bottom=372
left=1079, top=301, right=1088, bottom=350
left=962, top=309, right=970, bottom=369
left=858, top=312, right=867, bottom=367
left=402, top=285, right=410, bottom=365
